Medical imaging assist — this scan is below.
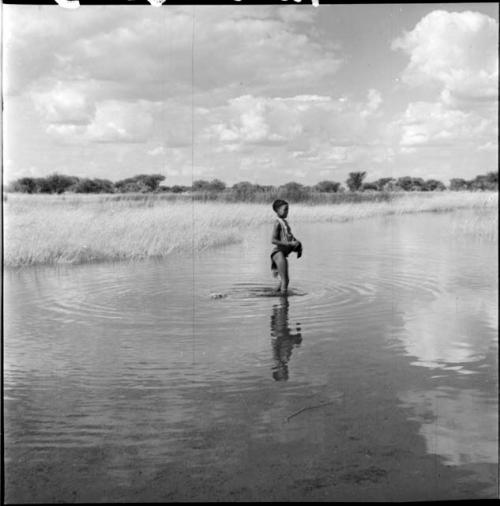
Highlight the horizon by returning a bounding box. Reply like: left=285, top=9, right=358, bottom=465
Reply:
left=3, top=3, right=499, bottom=187
left=5, top=169, right=497, bottom=190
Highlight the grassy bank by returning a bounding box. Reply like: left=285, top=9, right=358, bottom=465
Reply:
left=4, top=192, right=497, bottom=267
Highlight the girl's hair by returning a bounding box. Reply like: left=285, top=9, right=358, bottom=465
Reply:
left=272, top=199, right=288, bottom=212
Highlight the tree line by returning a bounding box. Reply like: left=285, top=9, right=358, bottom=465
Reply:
left=6, top=170, right=498, bottom=198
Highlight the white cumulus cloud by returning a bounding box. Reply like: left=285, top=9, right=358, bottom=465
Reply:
left=205, top=92, right=382, bottom=151
left=32, top=82, right=95, bottom=125
left=395, top=101, right=496, bottom=150
left=392, top=10, right=498, bottom=103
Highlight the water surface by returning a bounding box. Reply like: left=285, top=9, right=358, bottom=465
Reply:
left=4, top=211, right=498, bottom=501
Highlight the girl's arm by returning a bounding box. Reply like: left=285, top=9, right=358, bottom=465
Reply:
left=271, top=221, right=298, bottom=247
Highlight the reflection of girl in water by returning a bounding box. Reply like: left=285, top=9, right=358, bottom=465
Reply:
left=270, top=297, right=302, bottom=381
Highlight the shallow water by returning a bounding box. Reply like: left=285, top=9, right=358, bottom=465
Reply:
left=4, top=211, right=498, bottom=501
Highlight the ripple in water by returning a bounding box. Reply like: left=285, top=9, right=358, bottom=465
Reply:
left=3, top=213, right=497, bottom=501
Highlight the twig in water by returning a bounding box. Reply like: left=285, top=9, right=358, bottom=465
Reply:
left=284, top=398, right=342, bottom=423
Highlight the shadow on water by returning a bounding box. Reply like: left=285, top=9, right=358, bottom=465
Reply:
left=270, top=296, right=303, bottom=381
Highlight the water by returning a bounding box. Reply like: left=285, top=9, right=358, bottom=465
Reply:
left=4, top=212, right=498, bottom=501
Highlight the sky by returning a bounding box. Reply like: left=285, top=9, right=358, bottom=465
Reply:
left=2, top=2, right=498, bottom=187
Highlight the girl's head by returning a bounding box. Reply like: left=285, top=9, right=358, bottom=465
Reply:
left=272, top=199, right=289, bottom=218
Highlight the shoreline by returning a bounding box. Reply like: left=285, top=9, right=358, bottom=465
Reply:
left=4, top=192, right=498, bottom=268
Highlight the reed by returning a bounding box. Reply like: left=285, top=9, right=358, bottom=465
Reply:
left=4, top=191, right=497, bottom=267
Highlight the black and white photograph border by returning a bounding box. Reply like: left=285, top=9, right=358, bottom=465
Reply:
left=2, top=0, right=499, bottom=502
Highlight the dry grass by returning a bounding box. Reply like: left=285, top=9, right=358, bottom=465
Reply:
left=4, top=191, right=497, bottom=267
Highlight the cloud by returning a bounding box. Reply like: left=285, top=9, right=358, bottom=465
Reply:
left=394, top=101, right=496, bottom=150
left=391, top=10, right=498, bottom=160
left=277, top=6, right=317, bottom=25
left=205, top=91, right=383, bottom=151
left=147, top=146, right=166, bottom=156
left=3, top=6, right=135, bottom=94
left=478, top=141, right=496, bottom=152
left=208, top=95, right=307, bottom=146
left=5, top=5, right=342, bottom=103
left=392, top=10, right=498, bottom=103
left=32, top=81, right=95, bottom=125
left=6, top=3, right=345, bottom=154
left=196, top=89, right=393, bottom=183
left=5, top=4, right=495, bottom=185
left=44, top=100, right=156, bottom=143
left=360, top=89, right=382, bottom=118
left=87, top=102, right=155, bottom=143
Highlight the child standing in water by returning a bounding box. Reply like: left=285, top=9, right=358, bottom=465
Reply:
left=271, top=199, right=302, bottom=294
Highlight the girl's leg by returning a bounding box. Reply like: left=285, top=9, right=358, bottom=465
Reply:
left=273, top=251, right=289, bottom=293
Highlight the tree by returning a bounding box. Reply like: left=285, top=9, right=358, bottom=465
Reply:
left=132, top=174, right=165, bottom=192
left=374, top=177, right=395, bottom=191
left=207, top=179, right=226, bottom=192
left=423, top=179, right=446, bottom=191
left=171, top=185, right=188, bottom=193
left=115, top=179, right=149, bottom=193
left=396, top=176, right=425, bottom=191
left=410, top=178, right=425, bottom=191
left=232, top=181, right=258, bottom=201
left=469, top=171, right=498, bottom=191
left=260, top=185, right=276, bottom=193
left=9, top=177, right=38, bottom=193
left=469, top=175, right=488, bottom=191
left=115, top=174, right=165, bottom=193
left=449, top=178, right=468, bottom=191
left=70, top=178, right=97, bottom=193
left=35, top=177, right=54, bottom=193
left=361, top=182, right=378, bottom=191
left=44, top=174, right=80, bottom=194
left=142, top=174, right=166, bottom=191
left=92, top=178, right=114, bottom=193
left=278, top=181, right=308, bottom=201
left=396, top=177, right=412, bottom=191
left=192, top=180, right=210, bottom=191
left=449, top=172, right=498, bottom=191
left=485, top=171, right=498, bottom=187
left=314, top=180, right=341, bottom=193
left=70, top=178, right=114, bottom=193
left=346, top=172, right=366, bottom=192
left=191, top=179, right=226, bottom=192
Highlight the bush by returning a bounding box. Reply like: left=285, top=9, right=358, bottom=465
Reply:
left=277, top=182, right=310, bottom=202
left=231, top=181, right=258, bottom=201
left=70, top=178, right=114, bottom=193
left=374, top=177, right=396, bottom=191
left=171, top=185, right=188, bottom=193
left=449, top=178, right=468, bottom=191
left=45, top=174, right=80, bottom=194
left=468, top=172, right=498, bottom=191
left=423, top=179, right=446, bottom=191
left=8, top=177, right=39, bottom=194
left=115, top=174, right=165, bottom=193
left=192, top=179, right=226, bottom=193
left=397, top=176, right=425, bottom=191
left=314, top=180, right=341, bottom=193
left=450, top=172, right=497, bottom=191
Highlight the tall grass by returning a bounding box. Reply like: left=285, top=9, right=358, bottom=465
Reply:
left=4, top=192, right=497, bottom=267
